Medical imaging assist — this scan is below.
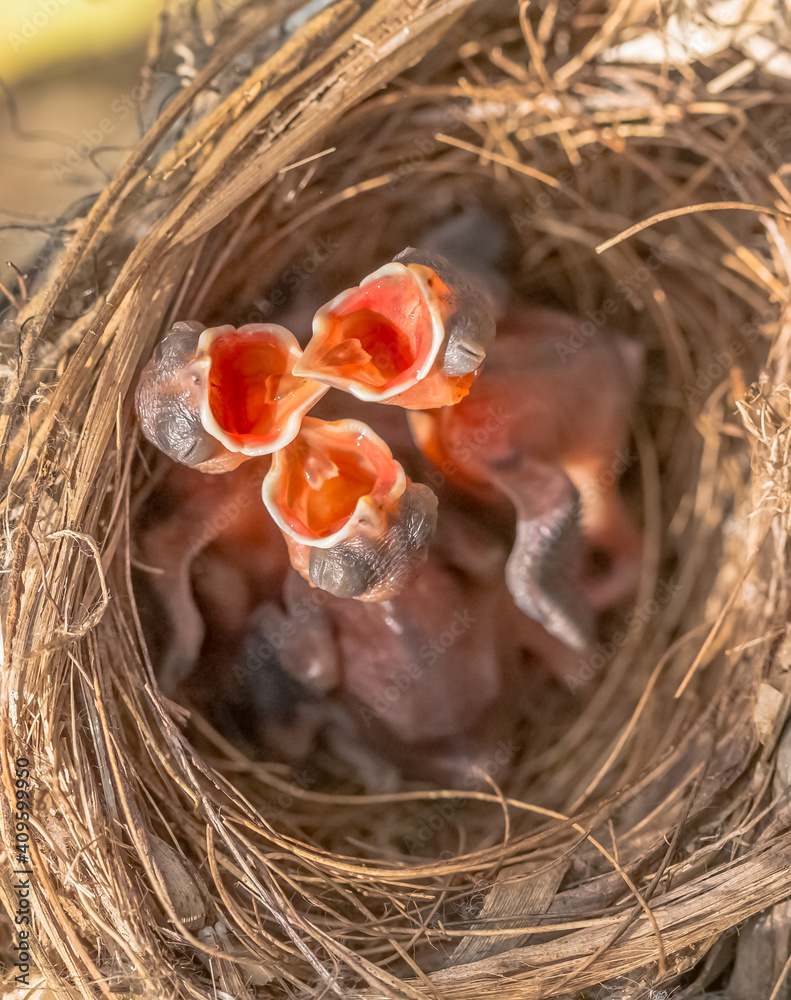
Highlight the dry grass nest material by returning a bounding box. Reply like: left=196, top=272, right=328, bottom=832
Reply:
left=2, top=0, right=791, bottom=997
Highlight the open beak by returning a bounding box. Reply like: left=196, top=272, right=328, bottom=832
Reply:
left=196, top=324, right=327, bottom=456
left=262, top=417, right=437, bottom=601
left=135, top=321, right=327, bottom=474
left=293, top=248, right=495, bottom=409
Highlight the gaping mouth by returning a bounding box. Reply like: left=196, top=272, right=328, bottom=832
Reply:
left=292, top=262, right=446, bottom=402
left=199, top=324, right=327, bottom=455
left=262, top=418, right=406, bottom=546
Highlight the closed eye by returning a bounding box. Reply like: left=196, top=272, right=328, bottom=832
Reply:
left=183, top=439, right=201, bottom=462
left=182, top=433, right=215, bottom=466
left=458, top=339, right=485, bottom=362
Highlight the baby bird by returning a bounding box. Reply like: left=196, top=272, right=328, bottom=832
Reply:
left=262, top=417, right=438, bottom=601
left=293, top=247, right=496, bottom=409
left=132, top=457, right=289, bottom=693
left=409, top=307, right=643, bottom=650
left=135, top=320, right=326, bottom=473
left=132, top=204, right=643, bottom=786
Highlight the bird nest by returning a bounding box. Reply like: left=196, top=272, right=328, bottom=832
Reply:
left=2, top=1, right=791, bottom=997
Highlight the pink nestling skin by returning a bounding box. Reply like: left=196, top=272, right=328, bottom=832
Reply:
left=134, top=461, right=365, bottom=773
left=409, top=306, right=643, bottom=651
left=133, top=457, right=290, bottom=695
left=270, top=506, right=579, bottom=787
left=133, top=420, right=578, bottom=787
